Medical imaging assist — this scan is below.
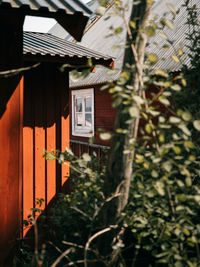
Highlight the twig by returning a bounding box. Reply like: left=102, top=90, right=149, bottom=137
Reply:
left=142, top=90, right=161, bottom=154
left=166, top=185, right=175, bottom=215
left=49, top=241, right=76, bottom=267
left=84, top=225, right=118, bottom=267
left=71, top=206, right=93, bottom=221
left=62, top=241, right=85, bottom=249
left=0, top=63, right=40, bottom=78
left=34, top=220, right=43, bottom=267
left=51, top=248, right=73, bottom=267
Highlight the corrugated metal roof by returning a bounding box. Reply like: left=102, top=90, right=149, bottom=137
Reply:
left=70, top=0, right=131, bottom=87
left=147, top=0, right=199, bottom=71
left=0, top=0, right=92, bottom=16
left=23, top=31, right=114, bottom=66
left=70, top=0, right=199, bottom=88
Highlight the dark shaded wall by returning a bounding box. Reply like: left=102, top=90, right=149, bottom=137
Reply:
left=0, top=12, right=24, bottom=262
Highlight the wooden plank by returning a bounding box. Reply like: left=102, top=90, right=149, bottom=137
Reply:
left=35, top=127, right=46, bottom=211
left=34, top=70, right=45, bottom=213
left=18, top=77, right=24, bottom=238
left=23, top=126, right=34, bottom=236
left=46, top=65, right=56, bottom=204
left=61, top=74, right=70, bottom=186
left=23, top=72, right=34, bottom=236
left=46, top=124, right=56, bottom=203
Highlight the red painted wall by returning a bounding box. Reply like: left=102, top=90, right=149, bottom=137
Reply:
left=23, top=63, right=70, bottom=235
left=0, top=63, right=70, bottom=263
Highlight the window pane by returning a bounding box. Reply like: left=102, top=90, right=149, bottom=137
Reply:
left=76, top=113, right=83, bottom=126
left=85, top=97, right=92, bottom=112
left=85, top=113, right=92, bottom=127
left=76, top=98, right=82, bottom=112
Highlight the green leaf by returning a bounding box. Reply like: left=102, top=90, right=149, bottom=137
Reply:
left=147, top=0, right=154, bottom=4
left=173, top=146, right=181, bottom=154
left=181, top=78, right=187, bottom=87
left=95, top=6, right=106, bottom=16
left=155, top=181, right=165, bottom=196
left=115, top=27, right=123, bottom=34
left=145, top=123, right=152, bottom=134
left=158, top=97, right=170, bottom=106
left=154, top=69, right=169, bottom=77
left=120, top=71, right=130, bottom=81
left=171, top=84, right=181, bottom=91
left=182, top=112, right=192, bottom=121
left=166, top=3, right=176, bottom=16
left=143, top=161, right=150, bottom=169
left=177, top=180, right=184, bottom=188
left=193, top=120, right=200, bottom=131
left=129, top=21, right=136, bottom=29
left=178, top=49, right=183, bottom=56
left=185, top=177, right=192, bottom=186
left=45, top=152, right=56, bottom=161
left=145, top=26, right=155, bottom=37
left=169, top=116, right=181, bottom=124
left=148, top=109, right=160, bottom=117
left=183, top=228, right=190, bottom=236
left=129, top=106, right=140, bottom=118
left=171, top=55, right=180, bottom=63
left=164, top=19, right=174, bottom=30
left=135, top=154, right=144, bottom=163
left=175, top=261, right=183, bottom=267
left=151, top=170, right=159, bottom=178
left=148, top=53, right=158, bottom=63
left=184, top=141, right=194, bottom=149
left=181, top=167, right=191, bottom=178
left=178, top=124, right=191, bottom=136
left=188, top=155, right=195, bottom=161
left=82, top=153, right=91, bottom=162
left=133, top=95, right=144, bottom=105
left=159, top=134, right=165, bottom=143
left=100, top=132, right=112, bottom=140
left=162, top=161, right=172, bottom=172
left=158, top=32, right=168, bottom=40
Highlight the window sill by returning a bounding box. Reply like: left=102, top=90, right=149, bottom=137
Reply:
left=72, top=132, right=94, bottom=138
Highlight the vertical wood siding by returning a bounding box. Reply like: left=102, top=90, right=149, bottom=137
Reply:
left=23, top=63, right=70, bottom=236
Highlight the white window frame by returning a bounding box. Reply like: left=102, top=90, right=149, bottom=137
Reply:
left=72, top=88, right=94, bottom=137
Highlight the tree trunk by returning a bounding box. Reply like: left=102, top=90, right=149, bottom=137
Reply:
left=89, top=1, right=153, bottom=266
left=104, top=0, right=152, bottom=226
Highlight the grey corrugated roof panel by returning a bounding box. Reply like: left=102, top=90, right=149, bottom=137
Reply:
left=0, top=0, right=93, bottom=16
left=70, top=66, right=121, bottom=88
left=23, top=31, right=114, bottom=65
left=70, top=0, right=132, bottom=87
left=147, top=0, right=200, bottom=72
left=70, top=0, right=199, bottom=88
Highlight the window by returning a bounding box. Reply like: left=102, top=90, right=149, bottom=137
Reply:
left=72, top=89, right=94, bottom=137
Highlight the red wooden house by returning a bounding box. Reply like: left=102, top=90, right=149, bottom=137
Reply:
left=0, top=1, right=113, bottom=262
left=69, top=0, right=199, bottom=156
left=69, top=1, right=129, bottom=155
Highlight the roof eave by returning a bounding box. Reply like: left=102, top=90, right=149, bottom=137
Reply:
left=23, top=53, right=114, bottom=68
left=0, top=5, right=90, bottom=41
